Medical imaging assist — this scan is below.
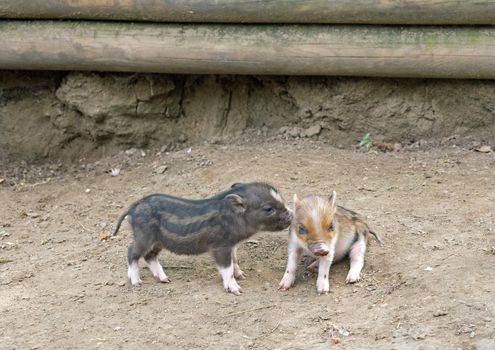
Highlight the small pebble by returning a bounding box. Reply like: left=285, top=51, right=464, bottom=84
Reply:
left=154, top=165, right=168, bottom=174
left=433, top=310, right=448, bottom=317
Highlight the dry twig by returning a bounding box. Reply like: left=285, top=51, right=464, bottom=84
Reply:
left=223, top=304, right=276, bottom=317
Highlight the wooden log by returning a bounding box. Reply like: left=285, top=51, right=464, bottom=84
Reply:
left=1, top=0, right=495, bottom=25
left=1, top=21, right=495, bottom=79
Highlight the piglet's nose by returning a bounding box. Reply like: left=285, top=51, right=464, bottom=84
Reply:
left=309, top=242, right=330, bottom=256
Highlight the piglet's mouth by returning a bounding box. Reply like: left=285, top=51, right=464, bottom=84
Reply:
left=309, top=242, right=329, bottom=256
left=276, top=220, right=292, bottom=230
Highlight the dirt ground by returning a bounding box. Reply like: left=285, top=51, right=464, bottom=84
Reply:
left=0, top=138, right=494, bottom=350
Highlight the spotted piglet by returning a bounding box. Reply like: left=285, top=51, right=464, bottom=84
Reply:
left=278, top=192, right=382, bottom=294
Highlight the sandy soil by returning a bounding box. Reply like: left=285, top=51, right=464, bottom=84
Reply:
left=0, top=139, right=494, bottom=350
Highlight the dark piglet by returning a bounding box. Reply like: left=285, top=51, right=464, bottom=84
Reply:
left=113, top=182, right=292, bottom=295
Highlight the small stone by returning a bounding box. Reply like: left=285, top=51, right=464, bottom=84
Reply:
left=0, top=178, right=5, bottom=184
left=27, top=212, right=40, bottom=219
left=245, top=240, right=260, bottom=246
left=85, top=188, right=91, bottom=193
left=287, top=127, right=301, bottom=138
left=98, top=230, right=112, bottom=241
left=455, top=324, right=476, bottom=335
left=125, top=148, right=138, bottom=156
left=475, top=145, right=492, bottom=153
left=178, top=134, right=187, bottom=143
left=160, top=143, right=172, bottom=153
left=424, top=266, right=433, bottom=271
left=210, top=137, right=222, bottom=144
left=433, top=310, right=448, bottom=317
left=303, top=124, right=322, bottom=138
left=154, top=165, right=168, bottom=174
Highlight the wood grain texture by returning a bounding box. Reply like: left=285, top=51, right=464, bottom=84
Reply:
left=1, top=21, right=495, bottom=79
left=1, top=0, right=495, bottom=24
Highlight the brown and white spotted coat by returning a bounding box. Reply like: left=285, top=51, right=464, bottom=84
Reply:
left=278, top=192, right=382, bottom=294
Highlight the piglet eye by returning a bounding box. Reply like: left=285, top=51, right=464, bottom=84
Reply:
left=328, top=221, right=335, bottom=231
left=299, top=224, right=308, bottom=234
left=263, top=206, right=274, bottom=213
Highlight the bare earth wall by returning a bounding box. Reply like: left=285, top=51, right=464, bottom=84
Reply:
left=1, top=70, right=494, bottom=162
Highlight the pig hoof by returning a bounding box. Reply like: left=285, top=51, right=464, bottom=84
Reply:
left=345, top=275, right=360, bottom=284
left=228, top=288, right=242, bottom=296
left=346, top=271, right=361, bottom=283
left=317, top=285, right=330, bottom=295
left=130, top=279, right=143, bottom=287
left=226, top=285, right=243, bottom=296
left=316, top=279, right=330, bottom=294
left=224, top=278, right=243, bottom=295
left=278, top=275, right=295, bottom=291
left=159, top=277, right=171, bottom=283
left=234, top=270, right=247, bottom=280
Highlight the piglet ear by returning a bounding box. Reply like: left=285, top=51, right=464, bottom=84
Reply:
left=226, top=194, right=246, bottom=213
left=292, top=194, right=300, bottom=213
left=328, top=191, right=337, bottom=212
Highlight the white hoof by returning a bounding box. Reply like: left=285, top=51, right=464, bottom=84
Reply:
left=278, top=273, right=295, bottom=291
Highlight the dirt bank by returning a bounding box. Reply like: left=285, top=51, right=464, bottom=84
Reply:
left=1, top=71, right=494, bottom=163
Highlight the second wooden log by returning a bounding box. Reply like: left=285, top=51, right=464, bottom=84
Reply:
left=0, top=21, right=494, bottom=79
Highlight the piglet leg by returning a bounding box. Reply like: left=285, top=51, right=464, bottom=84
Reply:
left=144, top=247, right=170, bottom=283
left=214, top=247, right=242, bottom=295
left=316, top=245, right=335, bottom=295
left=316, top=257, right=332, bottom=294
left=278, top=242, right=303, bottom=291
left=306, top=259, right=319, bottom=273
left=231, top=245, right=246, bottom=280
left=346, top=237, right=366, bottom=283
left=146, top=258, right=170, bottom=283
left=128, top=261, right=142, bottom=286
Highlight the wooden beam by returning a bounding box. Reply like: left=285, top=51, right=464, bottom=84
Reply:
left=1, top=21, right=495, bottom=79
left=1, top=0, right=495, bottom=25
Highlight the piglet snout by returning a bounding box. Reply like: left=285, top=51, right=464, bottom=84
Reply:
left=309, top=242, right=329, bottom=256
left=277, top=209, right=293, bottom=230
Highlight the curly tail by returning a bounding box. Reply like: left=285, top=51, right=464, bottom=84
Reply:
left=369, top=229, right=384, bottom=246
left=112, top=210, right=129, bottom=236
